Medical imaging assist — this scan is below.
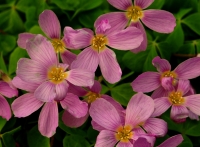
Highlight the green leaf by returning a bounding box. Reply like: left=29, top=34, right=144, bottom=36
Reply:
left=147, top=0, right=165, bottom=9
left=0, top=53, right=7, bottom=74
left=176, top=8, right=192, bottom=19
left=157, top=42, right=171, bottom=60
left=179, top=135, right=193, bottom=147
left=51, top=0, right=80, bottom=11
left=29, top=25, right=45, bottom=35
left=27, top=125, right=50, bottom=147
left=183, top=119, right=200, bottom=136
left=177, top=42, right=196, bottom=56
left=63, top=135, right=90, bottom=147
left=0, top=117, right=7, bottom=132
left=183, top=13, right=200, bottom=35
left=111, top=83, right=135, bottom=106
left=86, top=126, right=98, bottom=144
left=1, top=132, right=16, bottom=147
left=0, top=34, right=16, bottom=55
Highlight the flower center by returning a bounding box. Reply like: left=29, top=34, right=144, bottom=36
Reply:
left=169, top=91, right=185, bottom=105
left=126, top=6, right=143, bottom=22
left=115, top=126, right=133, bottom=142
left=91, top=35, right=107, bottom=52
left=51, top=39, right=65, bottom=53
left=85, top=91, right=100, bottom=103
left=161, top=71, right=178, bottom=85
left=48, top=67, right=67, bottom=84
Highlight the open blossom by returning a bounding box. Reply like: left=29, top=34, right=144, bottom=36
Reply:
left=152, top=80, right=200, bottom=122
left=89, top=92, right=167, bottom=147
left=67, top=19, right=143, bottom=83
left=131, top=56, right=200, bottom=98
left=95, top=0, right=176, bottom=53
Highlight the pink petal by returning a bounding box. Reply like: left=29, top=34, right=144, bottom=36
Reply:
left=170, top=105, right=189, bottom=122
left=89, top=80, right=101, bottom=93
left=188, top=110, right=199, bottom=121
left=185, top=94, right=200, bottom=115
left=68, top=83, right=87, bottom=97
left=17, top=33, right=35, bottom=49
left=0, top=81, right=18, bottom=98
left=62, top=111, right=89, bottom=128
left=11, top=93, right=43, bottom=117
left=142, top=10, right=176, bottom=33
left=99, top=48, right=122, bottom=84
left=12, top=76, right=39, bottom=92
left=38, top=101, right=58, bottom=137
left=133, top=135, right=156, bottom=147
left=131, top=72, right=160, bottom=92
left=157, top=134, right=183, bottom=147
left=95, top=19, right=111, bottom=34
left=63, top=27, right=93, bottom=49
left=60, top=50, right=76, bottom=68
left=38, top=10, right=60, bottom=39
left=151, top=87, right=168, bottom=99
left=134, top=138, right=151, bottom=147
left=107, top=0, right=132, bottom=10
left=89, top=98, right=122, bottom=131
left=34, top=81, right=56, bottom=102
left=174, top=57, right=200, bottom=79
left=26, top=34, right=57, bottom=66
left=161, top=77, right=174, bottom=91
left=130, top=22, right=147, bottom=53
left=70, top=47, right=99, bottom=72
left=17, top=58, right=47, bottom=84
left=134, top=0, right=154, bottom=9
left=0, top=95, right=11, bottom=120
left=55, top=81, right=69, bottom=101
left=91, top=120, right=107, bottom=131
left=177, top=80, right=190, bottom=95
left=142, top=118, right=167, bottom=137
left=151, top=97, right=171, bottom=117
left=66, top=68, right=94, bottom=87
left=125, top=92, right=154, bottom=127
left=107, top=27, right=143, bottom=50
left=60, top=93, right=88, bottom=118
left=152, top=56, right=171, bottom=72
left=116, top=141, right=133, bottom=147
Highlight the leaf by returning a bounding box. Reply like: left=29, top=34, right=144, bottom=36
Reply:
left=29, top=25, right=45, bottom=35
left=0, top=34, right=16, bottom=55
left=27, top=125, right=50, bottom=147
left=183, top=119, right=200, bottom=136
left=178, top=135, right=193, bottom=147
left=175, top=8, right=192, bottom=19
left=63, top=135, right=90, bottom=147
left=0, top=53, right=7, bottom=74
left=1, top=133, right=16, bottom=147
left=176, top=42, right=196, bottom=56
left=147, top=0, right=165, bottom=9
left=0, top=117, right=7, bottom=132
left=157, top=42, right=171, bottom=60
left=86, top=126, right=98, bottom=144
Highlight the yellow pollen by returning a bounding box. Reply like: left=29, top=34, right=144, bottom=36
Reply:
left=115, top=126, right=133, bottom=142
left=85, top=91, right=100, bottom=103
left=126, top=6, right=143, bottom=22
left=51, top=39, right=65, bottom=53
left=169, top=91, right=185, bottom=105
left=161, top=71, right=178, bottom=85
left=48, top=67, right=67, bottom=84
left=91, top=35, right=107, bottom=52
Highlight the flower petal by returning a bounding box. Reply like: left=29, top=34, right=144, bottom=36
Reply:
left=99, top=48, right=122, bottom=84
left=174, top=57, right=200, bottom=79
left=0, top=95, right=11, bottom=120
left=152, top=56, right=171, bottom=72
left=177, top=80, right=190, bottom=95
left=161, top=77, right=175, bottom=91
left=116, top=141, right=133, bottom=147
left=170, top=105, right=189, bottom=122
left=107, top=0, right=132, bottom=10
left=89, top=80, right=101, bottom=93
left=188, top=110, right=199, bottom=121
left=151, top=86, right=168, bottom=99
left=66, top=68, right=94, bottom=87
left=70, top=47, right=99, bottom=72
left=34, top=81, right=56, bottom=102
left=60, top=50, right=76, bottom=68
left=38, top=10, right=60, bottom=39
left=134, top=0, right=154, bottom=9
left=89, top=98, right=122, bottom=131
left=38, top=101, right=58, bottom=137
left=11, top=93, right=43, bottom=117
left=17, top=33, right=35, bottom=49
left=60, top=93, right=88, bottom=118
left=68, top=83, right=87, bottom=97
left=91, top=120, right=107, bottom=131
left=185, top=94, right=200, bottom=116
left=55, top=81, right=69, bottom=101
left=0, top=81, right=18, bottom=98
left=95, top=19, right=111, bottom=34
left=142, top=10, right=176, bottom=33
left=131, top=72, right=160, bottom=92
left=151, top=97, right=171, bottom=117
left=134, top=138, right=151, bottom=147
left=125, top=92, right=154, bottom=127
left=157, top=134, right=183, bottom=147
left=107, top=27, right=143, bottom=50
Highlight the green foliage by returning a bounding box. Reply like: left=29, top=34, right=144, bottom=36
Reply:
left=63, top=135, right=90, bottom=147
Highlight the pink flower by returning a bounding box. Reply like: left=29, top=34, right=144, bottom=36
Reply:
left=95, top=0, right=176, bottom=53
left=66, top=19, right=143, bottom=83
left=152, top=80, right=200, bottom=122
left=131, top=56, right=200, bottom=98
left=89, top=92, right=167, bottom=147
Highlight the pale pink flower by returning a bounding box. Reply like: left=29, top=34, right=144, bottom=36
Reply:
left=95, top=0, right=176, bottom=53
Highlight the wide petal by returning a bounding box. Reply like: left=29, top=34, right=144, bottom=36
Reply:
left=134, top=0, right=154, bottom=9
left=11, top=93, right=43, bottom=117
left=60, top=50, right=76, bottom=68
left=99, top=48, right=122, bottom=84
left=95, top=130, right=118, bottom=147
left=161, top=77, right=175, bottom=91
left=89, top=98, right=122, bottom=131
left=0, top=81, right=18, bottom=98
left=89, top=80, right=101, bottom=93
left=66, top=68, right=94, bottom=87
left=91, top=120, right=107, bottom=131
left=107, top=0, right=132, bottom=10
left=39, top=10, right=60, bottom=39
left=125, top=92, right=154, bottom=127
left=38, top=101, right=58, bottom=137
left=184, top=94, right=200, bottom=115
left=131, top=72, right=160, bottom=92
left=34, top=81, right=56, bottom=102
left=152, top=56, right=171, bottom=73
left=170, top=105, right=189, bottom=122
left=95, top=19, right=111, bottom=34
left=151, top=86, right=168, bottom=99
left=107, top=27, right=143, bottom=50
left=157, top=134, right=183, bottom=147
left=60, top=93, right=88, bottom=118
left=177, top=80, right=190, bottom=95
left=70, top=47, right=99, bottom=72
left=174, top=57, right=200, bottom=79
left=55, top=81, right=69, bottom=101
left=0, top=95, right=11, bottom=120
left=151, top=97, right=171, bottom=117
left=17, top=33, right=35, bottom=49
left=134, top=138, right=151, bottom=147
left=142, top=10, right=176, bottom=33
left=188, top=110, right=199, bottom=121
left=68, top=83, right=87, bottom=97
left=116, top=141, right=133, bottom=147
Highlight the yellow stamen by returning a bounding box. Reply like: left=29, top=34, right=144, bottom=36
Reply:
left=48, top=67, right=67, bottom=84
left=115, top=126, right=133, bottom=142
left=161, top=71, right=178, bottom=85
left=85, top=91, right=100, bottom=103
left=91, top=35, right=107, bottom=52
left=126, top=6, right=143, bottom=22
left=51, top=39, right=65, bottom=53
left=169, top=91, right=185, bottom=105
